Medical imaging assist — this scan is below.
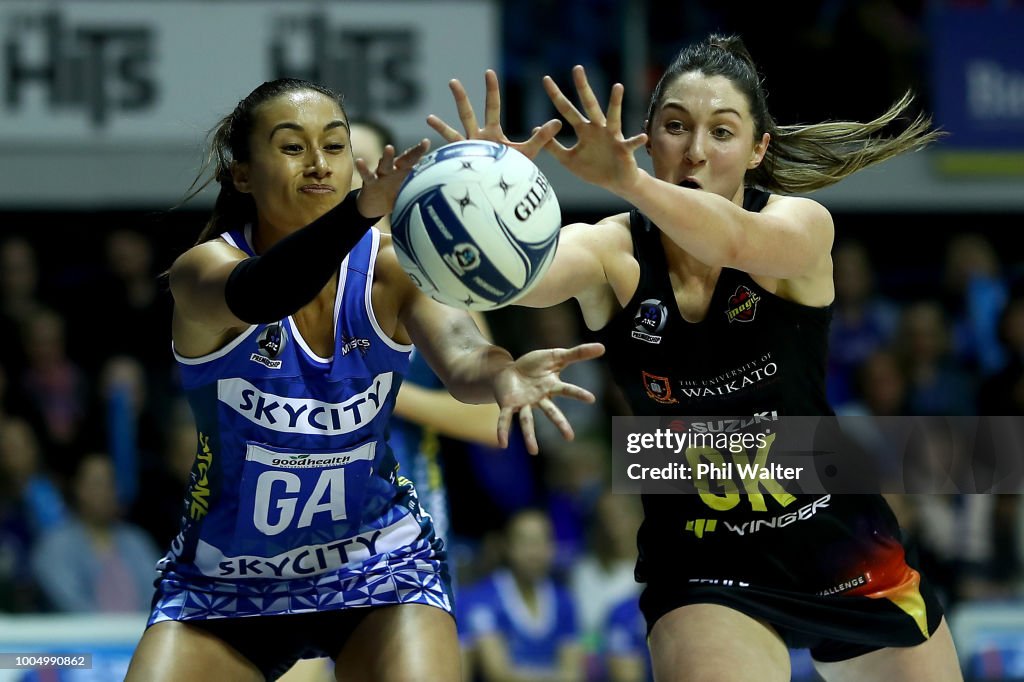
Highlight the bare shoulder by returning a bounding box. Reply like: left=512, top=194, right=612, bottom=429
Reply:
left=759, top=195, right=835, bottom=306
left=560, top=211, right=636, bottom=274
left=168, top=238, right=248, bottom=320
left=590, top=211, right=639, bottom=279
left=169, top=239, right=247, bottom=290
left=763, top=195, right=834, bottom=233
left=567, top=211, right=633, bottom=249
left=169, top=237, right=252, bottom=357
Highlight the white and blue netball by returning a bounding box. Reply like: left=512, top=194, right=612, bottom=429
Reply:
left=391, top=140, right=560, bottom=311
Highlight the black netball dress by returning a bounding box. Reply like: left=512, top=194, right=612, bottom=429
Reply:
left=594, top=188, right=943, bottom=661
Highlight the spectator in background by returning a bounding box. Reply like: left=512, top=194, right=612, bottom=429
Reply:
left=569, top=491, right=642, bottom=664
left=0, top=417, right=66, bottom=612
left=129, top=400, right=196, bottom=549
left=0, top=364, right=46, bottom=454
left=67, top=229, right=174, bottom=377
left=894, top=494, right=1012, bottom=607
left=544, top=437, right=608, bottom=571
left=0, top=417, right=67, bottom=542
left=896, top=301, right=976, bottom=415
left=827, top=240, right=900, bottom=406
left=78, top=355, right=166, bottom=510
left=979, top=292, right=1024, bottom=413
left=0, top=237, right=45, bottom=379
left=603, top=594, right=649, bottom=682
left=943, top=233, right=1008, bottom=376
left=18, top=307, right=89, bottom=459
left=461, top=509, right=583, bottom=682
left=31, top=452, right=160, bottom=613
left=844, top=349, right=911, bottom=417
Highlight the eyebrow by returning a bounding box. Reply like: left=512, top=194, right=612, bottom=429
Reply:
left=268, top=119, right=349, bottom=141
left=662, top=102, right=743, bottom=118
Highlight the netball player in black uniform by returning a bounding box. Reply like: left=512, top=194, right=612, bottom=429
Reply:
left=428, top=36, right=962, bottom=682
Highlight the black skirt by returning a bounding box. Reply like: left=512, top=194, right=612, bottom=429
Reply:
left=636, top=493, right=945, bottom=662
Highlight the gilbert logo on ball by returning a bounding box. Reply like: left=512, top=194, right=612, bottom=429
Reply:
left=391, top=140, right=561, bottom=311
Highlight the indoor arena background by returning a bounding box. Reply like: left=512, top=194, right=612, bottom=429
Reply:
left=0, top=1, right=1021, bottom=681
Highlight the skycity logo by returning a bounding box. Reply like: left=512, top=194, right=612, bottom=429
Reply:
left=218, top=374, right=393, bottom=435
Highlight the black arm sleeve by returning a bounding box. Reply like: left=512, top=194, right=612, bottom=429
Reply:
left=224, top=189, right=381, bottom=324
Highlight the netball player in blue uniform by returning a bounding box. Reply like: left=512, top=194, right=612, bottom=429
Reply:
left=124, top=78, right=603, bottom=682
left=428, top=36, right=962, bottom=682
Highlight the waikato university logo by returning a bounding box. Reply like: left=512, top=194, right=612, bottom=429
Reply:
left=642, top=371, right=678, bottom=404
left=725, top=285, right=761, bottom=323
left=250, top=322, right=287, bottom=369
left=632, top=298, right=668, bottom=344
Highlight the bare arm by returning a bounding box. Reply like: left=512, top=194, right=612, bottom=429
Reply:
left=621, top=174, right=834, bottom=279
left=542, top=66, right=834, bottom=288
left=388, top=256, right=602, bottom=452
left=513, top=219, right=617, bottom=309
left=513, top=216, right=638, bottom=331
left=169, top=241, right=253, bottom=357
left=393, top=384, right=501, bottom=447
left=392, top=310, right=502, bottom=447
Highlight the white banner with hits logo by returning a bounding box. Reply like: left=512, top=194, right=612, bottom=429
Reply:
left=0, top=1, right=496, bottom=142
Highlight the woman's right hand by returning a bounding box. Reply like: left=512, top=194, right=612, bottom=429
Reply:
left=354, top=138, right=430, bottom=218
left=426, top=69, right=561, bottom=160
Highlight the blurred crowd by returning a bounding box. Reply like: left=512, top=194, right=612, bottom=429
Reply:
left=1, top=220, right=1022, bottom=680
left=1, top=1, right=1024, bottom=680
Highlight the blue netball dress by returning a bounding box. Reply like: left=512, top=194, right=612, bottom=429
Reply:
left=149, top=227, right=451, bottom=624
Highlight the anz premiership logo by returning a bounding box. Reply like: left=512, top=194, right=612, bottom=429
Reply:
left=632, top=298, right=668, bottom=344
left=250, top=322, right=287, bottom=369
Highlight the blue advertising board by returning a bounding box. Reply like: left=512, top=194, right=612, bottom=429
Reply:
left=931, top=7, right=1024, bottom=173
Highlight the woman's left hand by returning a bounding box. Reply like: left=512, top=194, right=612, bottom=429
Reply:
left=542, top=65, right=648, bottom=196
left=355, top=139, right=431, bottom=217
left=493, top=342, right=605, bottom=454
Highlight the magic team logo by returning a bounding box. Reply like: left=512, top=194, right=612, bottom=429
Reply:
left=725, top=285, right=761, bottom=323
left=632, top=298, right=668, bottom=344
left=251, top=322, right=287, bottom=369
left=642, top=371, right=678, bottom=404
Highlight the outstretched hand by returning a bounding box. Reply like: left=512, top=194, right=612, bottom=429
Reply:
left=355, top=139, right=430, bottom=217
left=542, top=65, right=648, bottom=196
left=427, top=69, right=562, bottom=160
left=493, top=342, right=605, bottom=454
